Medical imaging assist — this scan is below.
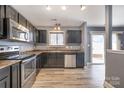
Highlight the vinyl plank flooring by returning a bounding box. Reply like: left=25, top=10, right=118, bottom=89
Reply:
left=32, top=65, right=105, bottom=88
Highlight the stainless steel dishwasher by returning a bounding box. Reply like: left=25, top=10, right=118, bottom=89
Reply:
left=64, top=54, right=76, bottom=68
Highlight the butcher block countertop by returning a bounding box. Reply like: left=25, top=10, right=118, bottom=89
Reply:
left=25, top=50, right=84, bottom=56
left=0, top=60, right=21, bottom=70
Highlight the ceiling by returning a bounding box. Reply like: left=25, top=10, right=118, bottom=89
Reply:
left=11, top=5, right=124, bottom=28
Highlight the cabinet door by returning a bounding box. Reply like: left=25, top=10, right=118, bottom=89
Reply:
left=0, top=6, right=4, bottom=37
left=56, top=53, right=64, bottom=68
left=67, top=30, right=81, bottom=44
left=11, top=63, right=20, bottom=88
left=76, top=53, right=84, bottom=68
left=27, top=22, right=34, bottom=42
left=18, top=14, right=27, bottom=27
left=33, top=27, right=37, bottom=43
left=38, top=30, right=47, bottom=43
left=0, top=6, right=4, bottom=18
left=40, top=53, right=47, bottom=68
left=5, top=6, right=18, bottom=22
left=0, top=67, right=10, bottom=88
left=46, top=53, right=56, bottom=67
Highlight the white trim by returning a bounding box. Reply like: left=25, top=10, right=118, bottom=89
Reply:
left=104, top=81, right=115, bottom=88
left=86, top=62, right=104, bottom=65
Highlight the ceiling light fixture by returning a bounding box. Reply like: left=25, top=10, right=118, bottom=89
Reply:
left=61, top=6, right=67, bottom=10
left=53, top=23, right=61, bottom=31
left=46, top=5, right=51, bottom=11
left=81, top=5, right=86, bottom=11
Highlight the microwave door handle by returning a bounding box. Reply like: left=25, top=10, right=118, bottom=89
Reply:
left=24, top=33, right=28, bottom=40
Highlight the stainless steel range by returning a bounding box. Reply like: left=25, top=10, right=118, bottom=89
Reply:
left=0, top=46, right=36, bottom=88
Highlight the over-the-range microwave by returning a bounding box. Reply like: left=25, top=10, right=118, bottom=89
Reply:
left=2, top=18, right=30, bottom=42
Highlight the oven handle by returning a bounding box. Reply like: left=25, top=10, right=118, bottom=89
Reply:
left=22, top=56, right=36, bottom=64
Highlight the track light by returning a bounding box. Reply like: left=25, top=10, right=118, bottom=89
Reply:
left=81, top=5, right=86, bottom=11
left=61, top=6, right=67, bottom=10
left=46, top=5, right=51, bottom=11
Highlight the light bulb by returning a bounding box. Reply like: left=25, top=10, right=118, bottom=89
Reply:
left=61, top=6, right=67, bottom=10
left=46, top=5, right=51, bottom=11
left=81, top=5, right=86, bottom=11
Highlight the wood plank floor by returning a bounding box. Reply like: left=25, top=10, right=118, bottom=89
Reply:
left=32, top=65, right=105, bottom=88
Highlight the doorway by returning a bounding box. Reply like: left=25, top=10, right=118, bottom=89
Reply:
left=91, top=33, right=105, bottom=64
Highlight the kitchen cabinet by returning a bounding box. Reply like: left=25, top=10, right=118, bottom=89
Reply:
left=56, top=53, right=64, bottom=67
left=47, top=53, right=57, bottom=67
left=10, top=63, right=20, bottom=88
left=0, top=6, right=4, bottom=18
left=0, top=6, right=4, bottom=38
left=5, top=5, right=18, bottom=22
left=27, top=21, right=34, bottom=42
left=33, top=27, right=37, bottom=43
left=0, top=67, right=10, bottom=88
left=66, top=30, right=81, bottom=44
left=18, top=14, right=27, bottom=27
left=76, top=52, right=84, bottom=68
left=36, top=54, right=42, bottom=75
left=41, top=53, right=64, bottom=68
left=37, top=30, right=47, bottom=43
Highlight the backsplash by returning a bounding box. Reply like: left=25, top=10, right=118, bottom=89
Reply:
left=0, top=40, right=34, bottom=52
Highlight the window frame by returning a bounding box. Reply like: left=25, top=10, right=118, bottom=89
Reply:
left=48, top=31, right=65, bottom=47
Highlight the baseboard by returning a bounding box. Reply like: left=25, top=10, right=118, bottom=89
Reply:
left=104, top=81, right=115, bottom=88
left=86, top=62, right=104, bottom=65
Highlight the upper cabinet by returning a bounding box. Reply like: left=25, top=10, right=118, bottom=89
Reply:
left=0, top=6, right=5, bottom=18
left=18, top=14, right=27, bottom=27
left=27, top=21, right=33, bottom=42
left=37, top=30, right=47, bottom=43
left=66, top=30, right=81, bottom=44
left=5, top=6, right=18, bottom=22
left=0, top=6, right=4, bottom=38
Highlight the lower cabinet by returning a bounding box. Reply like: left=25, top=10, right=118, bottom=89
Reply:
left=38, top=52, right=84, bottom=68
left=0, top=67, right=10, bottom=88
left=76, top=52, right=84, bottom=68
left=40, top=53, right=64, bottom=68
left=10, top=63, right=21, bottom=88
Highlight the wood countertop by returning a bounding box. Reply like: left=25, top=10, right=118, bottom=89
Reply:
left=25, top=50, right=84, bottom=57
left=0, top=60, right=21, bottom=70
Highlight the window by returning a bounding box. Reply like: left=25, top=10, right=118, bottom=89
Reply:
left=49, top=32, right=64, bottom=46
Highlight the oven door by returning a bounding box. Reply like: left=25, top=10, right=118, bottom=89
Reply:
left=21, top=56, right=36, bottom=87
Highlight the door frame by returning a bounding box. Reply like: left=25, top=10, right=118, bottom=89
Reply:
left=89, top=31, right=105, bottom=65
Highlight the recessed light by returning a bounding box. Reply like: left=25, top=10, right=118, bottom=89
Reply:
left=81, top=5, right=86, bottom=11
left=46, top=5, right=51, bottom=11
left=61, top=6, right=67, bottom=10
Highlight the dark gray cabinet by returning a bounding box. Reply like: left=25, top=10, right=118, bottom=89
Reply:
left=10, top=63, right=20, bottom=88
left=18, top=14, right=27, bottom=27
left=0, top=6, right=4, bottom=38
left=40, top=53, right=64, bottom=68
left=76, top=52, right=84, bottom=68
left=0, top=67, right=10, bottom=88
left=67, top=30, right=81, bottom=44
left=56, top=53, right=64, bottom=67
left=5, top=5, right=18, bottom=22
left=37, top=30, right=47, bottom=43
left=27, top=21, right=34, bottom=42
left=0, top=6, right=4, bottom=18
